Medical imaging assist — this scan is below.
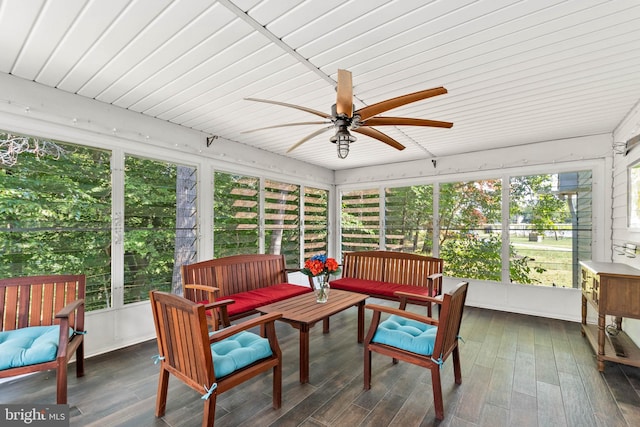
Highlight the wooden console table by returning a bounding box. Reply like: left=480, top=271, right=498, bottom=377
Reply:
left=580, top=261, right=640, bottom=371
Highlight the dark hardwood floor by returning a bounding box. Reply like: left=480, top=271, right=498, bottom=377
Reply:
left=2, top=300, right=640, bottom=426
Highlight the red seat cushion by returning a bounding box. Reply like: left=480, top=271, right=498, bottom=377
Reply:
left=330, top=277, right=436, bottom=298
left=202, top=283, right=312, bottom=317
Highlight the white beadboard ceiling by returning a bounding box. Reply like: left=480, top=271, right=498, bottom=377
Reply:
left=1, top=0, right=640, bottom=170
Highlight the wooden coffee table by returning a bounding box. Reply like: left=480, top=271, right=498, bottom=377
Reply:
left=256, top=289, right=368, bottom=383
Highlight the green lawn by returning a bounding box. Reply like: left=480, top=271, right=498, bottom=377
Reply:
left=510, top=235, right=574, bottom=287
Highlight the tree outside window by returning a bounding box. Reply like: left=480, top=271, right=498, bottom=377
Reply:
left=509, top=172, right=592, bottom=288
left=385, top=185, right=433, bottom=255
left=0, top=134, right=112, bottom=311
left=213, top=172, right=260, bottom=257
left=341, top=189, right=381, bottom=252
left=124, top=156, right=197, bottom=302
left=264, top=179, right=300, bottom=267
left=439, top=180, right=503, bottom=281
left=304, top=186, right=329, bottom=259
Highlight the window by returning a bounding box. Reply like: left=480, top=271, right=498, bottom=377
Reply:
left=509, top=171, right=592, bottom=287
left=304, top=186, right=329, bottom=258
left=439, top=180, right=502, bottom=280
left=264, top=179, right=300, bottom=267
left=213, top=173, right=326, bottom=266
left=341, top=188, right=380, bottom=252
left=0, top=134, right=112, bottom=311
left=385, top=185, right=433, bottom=254
left=124, top=156, right=197, bottom=304
left=213, top=172, right=259, bottom=257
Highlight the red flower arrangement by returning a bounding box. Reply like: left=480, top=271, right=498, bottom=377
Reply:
left=301, top=254, right=340, bottom=278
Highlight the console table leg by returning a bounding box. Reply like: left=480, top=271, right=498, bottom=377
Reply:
left=597, top=313, right=606, bottom=372
left=581, top=295, right=587, bottom=337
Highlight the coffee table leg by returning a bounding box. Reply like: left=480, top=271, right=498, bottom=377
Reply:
left=357, top=301, right=364, bottom=343
left=300, top=324, right=310, bottom=383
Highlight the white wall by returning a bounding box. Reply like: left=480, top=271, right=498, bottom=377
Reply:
left=611, top=98, right=640, bottom=346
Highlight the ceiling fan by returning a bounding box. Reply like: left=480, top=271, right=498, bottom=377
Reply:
left=243, top=69, right=453, bottom=159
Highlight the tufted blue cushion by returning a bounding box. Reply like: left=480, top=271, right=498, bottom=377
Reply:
left=371, top=314, right=437, bottom=356
left=210, top=330, right=273, bottom=378
left=0, top=325, right=72, bottom=370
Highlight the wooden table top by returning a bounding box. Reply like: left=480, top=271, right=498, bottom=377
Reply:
left=256, top=289, right=368, bottom=324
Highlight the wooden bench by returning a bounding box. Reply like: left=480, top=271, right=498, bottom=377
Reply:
left=330, top=251, right=443, bottom=316
left=0, top=275, right=86, bottom=404
left=181, top=254, right=312, bottom=327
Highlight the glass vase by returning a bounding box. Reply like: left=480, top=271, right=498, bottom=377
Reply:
left=313, top=275, right=330, bottom=303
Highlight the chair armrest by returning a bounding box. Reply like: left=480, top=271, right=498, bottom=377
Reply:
left=427, top=273, right=443, bottom=281
left=209, top=312, right=283, bottom=342
left=55, top=298, right=85, bottom=318
left=365, top=303, right=439, bottom=326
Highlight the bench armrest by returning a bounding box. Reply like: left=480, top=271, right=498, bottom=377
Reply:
left=55, top=298, right=85, bottom=359
left=209, top=312, right=283, bottom=342
left=185, top=283, right=220, bottom=295
left=393, top=291, right=443, bottom=305
left=202, top=299, right=234, bottom=309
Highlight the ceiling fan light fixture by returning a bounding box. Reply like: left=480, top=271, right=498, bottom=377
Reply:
left=244, top=70, right=451, bottom=157
left=331, top=126, right=356, bottom=159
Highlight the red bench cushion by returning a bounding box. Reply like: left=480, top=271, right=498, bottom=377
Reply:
left=330, top=277, right=436, bottom=298
left=200, top=283, right=312, bottom=317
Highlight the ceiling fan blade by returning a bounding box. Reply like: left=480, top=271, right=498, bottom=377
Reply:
left=286, top=126, right=333, bottom=153
left=356, top=87, right=448, bottom=121
left=245, top=97, right=330, bottom=119
left=336, top=69, right=353, bottom=118
left=362, top=116, right=453, bottom=128
left=241, top=121, right=330, bottom=134
left=352, top=126, right=405, bottom=151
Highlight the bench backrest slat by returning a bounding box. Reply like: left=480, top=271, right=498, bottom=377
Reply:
left=342, top=251, right=442, bottom=288
left=182, top=254, right=289, bottom=297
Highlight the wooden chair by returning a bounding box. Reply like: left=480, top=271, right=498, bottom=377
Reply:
left=364, top=282, right=468, bottom=420
left=0, top=274, right=86, bottom=404
left=149, top=290, right=282, bottom=427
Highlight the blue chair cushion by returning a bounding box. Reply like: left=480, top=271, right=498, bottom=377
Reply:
left=0, top=325, right=71, bottom=370
left=210, top=330, right=273, bottom=378
left=371, top=314, right=437, bottom=356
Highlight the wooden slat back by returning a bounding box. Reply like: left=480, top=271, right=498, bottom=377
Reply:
left=342, top=251, right=443, bottom=288
left=181, top=254, right=288, bottom=297
left=432, top=282, right=468, bottom=360
left=0, top=275, right=85, bottom=331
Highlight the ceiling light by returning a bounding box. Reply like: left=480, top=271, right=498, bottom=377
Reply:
left=330, top=126, right=356, bottom=159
